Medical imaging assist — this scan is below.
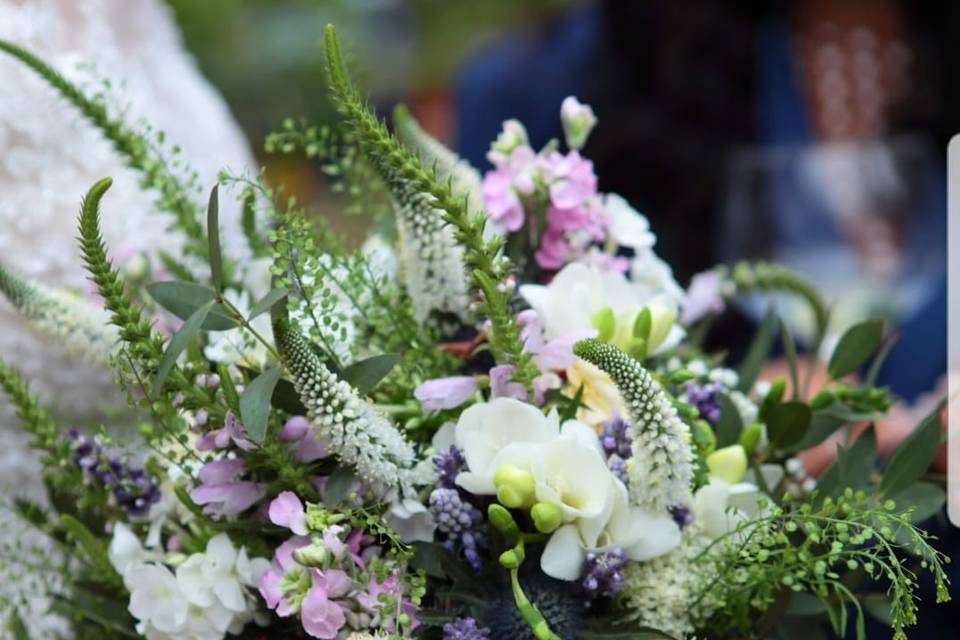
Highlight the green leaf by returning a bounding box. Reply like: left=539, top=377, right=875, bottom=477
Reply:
left=737, top=309, right=777, bottom=393
left=6, top=610, right=30, bottom=640
left=408, top=541, right=446, bottom=578
left=828, top=319, right=883, bottom=379
left=248, top=287, right=290, bottom=321
left=342, top=353, right=401, bottom=395
left=324, top=466, right=356, bottom=506
left=891, top=482, right=946, bottom=523
left=238, top=366, right=283, bottom=443
left=207, top=184, right=223, bottom=291
left=880, top=403, right=943, bottom=496
left=786, top=592, right=827, bottom=616
left=58, top=514, right=122, bottom=587
left=271, top=377, right=308, bottom=415
left=147, top=281, right=237, bottom=331
left=152, top=300, right=213, bottom=397
left=714, top=393, right=744, bottom=447
left=765, top=401, right=812, bottom=450
left=862, top=596, right=893, bottom=625
left=779, top=317, right=800, bottom=399
left=816, top=428, right=876, bottom=499
left=785, top=402, right=884, bottom=453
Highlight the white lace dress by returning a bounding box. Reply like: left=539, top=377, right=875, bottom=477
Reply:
left=0, top=0, right=253, bottom=633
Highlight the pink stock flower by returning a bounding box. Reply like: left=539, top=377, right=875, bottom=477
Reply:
left=535, top=227, right=572, bottom=270
left=269, top=491, right=308, bottom=535
left=482, top=170, right=525, bottom=231
left=300, top=569, right=350, bottom=639
left=259, top=537, right=311, bottom=616
left=682, top=270, right=726, bottom=324
left=414, top=376, right=478, bottom=412
left=546, top=151, right=597, bottom=210
left=190, top=458, right=266, bottom=517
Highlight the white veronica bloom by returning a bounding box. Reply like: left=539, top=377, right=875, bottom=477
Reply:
left=605, top=193, right=655, bottom=251
left=542, top=477, right=681, bottom=580
left=453, top=398, right=560, bottom=495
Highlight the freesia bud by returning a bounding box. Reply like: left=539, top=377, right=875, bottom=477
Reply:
left=738, top=422, right=764, bottom=454
left=706, top=444, right=748, bottom=484
left=560, top=96, right=597, bottom=150
left=530, top=502, right=563, bottom=534
left=488, top=504, right=521, bottom=538
left=591, top=306, right=615, bottom=342
left=495, top=464, right=536, bottom=509
left=645, top=303, right=676, bottom=353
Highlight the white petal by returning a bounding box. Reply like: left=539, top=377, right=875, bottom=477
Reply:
left=540, top=524, right=585, bottom=580
left=560, top=419, right=605, bottom=457
left=455, top=471, right=496, bottom=495
left=213, top=576, right=247, bottom=612
left=109, top=523, right=145, bottom=576
left=623, top=510, right=682, bottom=561
left=431, top=420, right=457, bottom=451
left=534, top=434, right=611, bottom=521
left=176, top=555, right=214, bottom=607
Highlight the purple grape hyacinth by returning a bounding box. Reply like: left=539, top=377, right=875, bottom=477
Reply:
left=581, top=548, right=627, bottom=597
left=442, top=617, right=491, bottom=640
left=429, top=487, right=486, bottom=571
left=433, top=445, right=466, bottom=489
left=68, top=428, right=160, bottom=516
left=684, top=381, right=724, bottom=425
left=599, top=414, right=632, bottom=459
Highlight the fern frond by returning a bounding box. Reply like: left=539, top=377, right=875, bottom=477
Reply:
left=573, top=338, right=694, bottom=511
left=323, top=24, right=537, bottom=385
left=0, top=264, right=118, bottom=366
left=0, top=39, right=208, bottom=260
left=273, top=314, right=433, bottom=496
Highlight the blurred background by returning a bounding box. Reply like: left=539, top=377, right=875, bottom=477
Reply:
left=168, top=0, right=955, bottom=404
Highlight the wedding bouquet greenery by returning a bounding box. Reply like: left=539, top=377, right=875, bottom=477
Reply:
left=0, top=25, right=950, bottom=640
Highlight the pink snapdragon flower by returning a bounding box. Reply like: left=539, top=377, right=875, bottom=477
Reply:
left=190, top=458, right=266, bottom=517
left=195, top=410, right=256, bottom=452
left=278, top=416, right=329, bottom=463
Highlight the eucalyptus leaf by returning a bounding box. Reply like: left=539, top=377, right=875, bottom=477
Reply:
left=248, top=287, right=290, bottom=321
left=880, top=403, right=943, bottom=496
left=272, top=377, right=308, bottom=415
left=152, top=300, right=213, bottom=397
left=864, top=334, right=899, bottom=387
left=737, top=309, right=776, bottom=393
left=147, top=281, right=237, bottom=331
left=714, top=393, right=743, bottom=447
left=891, top=482, right=946, bottom=523
left=239, top=366, right=283, bottom=443
left=765, top=401, right=812, bottom=450
left=342, top=353, right=401, bottom=395
left=324, top=466, right=357, bottom=505
left=828, top=319, right=883, bottom=380
left=207, top=184, right=223, bottom=291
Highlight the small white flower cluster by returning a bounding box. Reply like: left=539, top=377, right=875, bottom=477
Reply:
left=277, top=319, right=432, bottom=496
left=574, top=339, right=694, bottom=512
left=395, top=188, right=472, bottom=324
left=288, top=254, right=358, bottom=363
left=622, top=534, right=718, bottom=639
left=0, top=265, right=118, bottom=366
left=109, top=525, right=268, bottom=640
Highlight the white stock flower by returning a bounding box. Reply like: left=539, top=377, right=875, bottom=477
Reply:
left=604, top=193, right=655, bottom=251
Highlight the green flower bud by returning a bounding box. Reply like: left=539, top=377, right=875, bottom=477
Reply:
left=633, top=306, right=652, bottom=341
left=645, top=303, right=676, bottom=353
left=670, top=368, right=696, bottom=384
left=488, top=504, right=521, bottom=538
left=494, top=464, right=536, bottom=509
left=707, top=444, right=748, bottom=484
left=591, top=306, right=616, bottom=342
left=766, top=377, right=786, bottom=404
left=293, top=542, right=330, bottom=568
left=499, top=545, right=525, bottom=569
left=530, top=502, right=564, bottom=534
left=692, top=419, right=717, bottom=454
left=627, top=337, right=647, bottom=360
left=738, top=421, right=764, bottom=454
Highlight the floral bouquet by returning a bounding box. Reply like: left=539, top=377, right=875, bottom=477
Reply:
left=0, top=25, right=950, bottom=640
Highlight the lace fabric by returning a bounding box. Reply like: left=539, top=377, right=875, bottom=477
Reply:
left=0, top=1, right=254, bottom=632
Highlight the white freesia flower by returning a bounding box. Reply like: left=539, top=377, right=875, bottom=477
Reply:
left=109, top=522, right=153, bottom=576
left=541, top=478, right=681, bottom=580
left=176, top=533, right=269, bottom=613
left=519, top=262, right=684, bottom=355
left=692, top=446, right=780, bottom=539
left=453, top=398, right=560, bottom=495
left=605, top=193, right=655, bottom=251
left=125, top=563, right=190, bottom=635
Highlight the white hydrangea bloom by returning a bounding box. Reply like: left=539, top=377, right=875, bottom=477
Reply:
left=276, top=318, right=434, bottom=496
left=574, top=339, right=694, bottom=512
